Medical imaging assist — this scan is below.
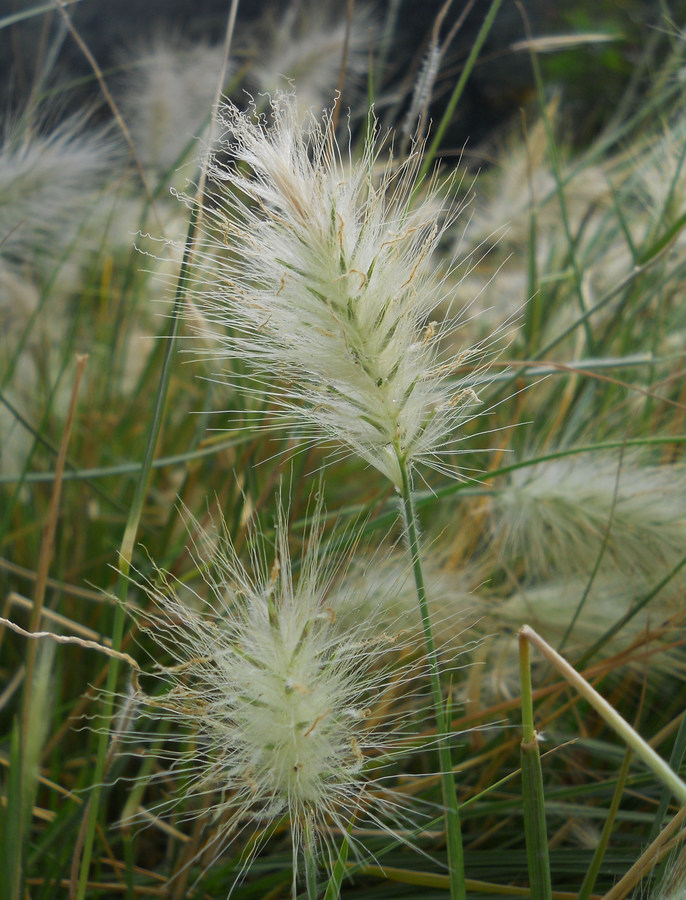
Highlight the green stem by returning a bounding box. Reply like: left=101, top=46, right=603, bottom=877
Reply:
left=577, top=748, right=633, bottom=900
left=397, top=458, right=465, bottom=900
left=519, top=2, right=595, bottom=356
left=304, top=821, right=319, bottom=900
left=518, top=635, right=534, bottom=744
left=518, top=634, right=552, bottom=900
left=323, top=829, right=350, bottom=900
left=417, top=0, right=503, bottom=185
left=649, top=709, right=686, bottom=843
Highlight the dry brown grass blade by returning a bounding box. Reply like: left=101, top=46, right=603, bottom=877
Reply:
left=601, top=806, right=686, bottom=900
left=0, top=556, right=104, bottom=602
left=353, top=864, right=601, bottom=899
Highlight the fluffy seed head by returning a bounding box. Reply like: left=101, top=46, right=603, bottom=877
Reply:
left=190, top=93, right=484, bottom=487
left=486, top=454, right=686, bottom=583
left=122, top=503, right=429, bottom=884
left=247, top=1, right=372, bottom=120
left=0, top=116, right=115, bottom=274
left=119, top=36, right=230, bottom=174
left=471, top=572, right=686, bottom=702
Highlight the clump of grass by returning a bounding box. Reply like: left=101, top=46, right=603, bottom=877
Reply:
left=3, top=4, right=686, bottom=900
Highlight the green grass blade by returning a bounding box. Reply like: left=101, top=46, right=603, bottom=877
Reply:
left=577, top=748, right=633, bottom=900
left=398, top=457, right=466, bottom=900
left=417, top=0, right=503, bottom=185
left=519, top=632, right=552, bottom=900
left=2, top=719, right=23, bottom=900
left=323, top=831, right=351, bottom=900
left=74, top=202, right=199, bottom=900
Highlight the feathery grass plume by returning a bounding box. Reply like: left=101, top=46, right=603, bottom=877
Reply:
left=628, top=113, right=686, bottom=240
left=334, top=549, right=479, bottom=655
left=485, top=455, right=686, bottom=583
left=0, top=113, right=159, bottom=477
left=0, top=115, right=115, bottom=277
left=120, top=502, right=435, bottom=893
left=402, top=44, right=442, bottom=143
left=0, top=268, right=43, bottom=476
left=245, top=1, right=372, bottom=120
left=479, top=573, right=686, bottom=699
left=465, top=115, right=608, bottom=252
left=119, top=36, right=231, bottom=177
left=0, top=111, right=113, bottom=476
left=190, top=92, right=485, bottom=488
left=462, top=570, right=686, bottom=704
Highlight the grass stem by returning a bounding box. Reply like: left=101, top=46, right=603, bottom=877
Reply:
left=518, top=632, right=552, bottom=900
left=304, top=842, right=318, bottom=900
left=398, top=457, right=465, bottom=900
left=577, top=748, right=633, bottom=900
left=417, top=0, right=503, bottom=185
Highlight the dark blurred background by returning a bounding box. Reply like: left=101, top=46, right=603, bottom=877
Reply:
left=1, top=0, right=683, bottom=149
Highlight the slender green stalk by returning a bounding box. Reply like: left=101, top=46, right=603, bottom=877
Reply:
left=13, top=356, right=86, bottom=900
left=558, top=446, right=625, bottom=655
left=417, top=0, right=503, bottom=184
left=518, top=633, right=552, bottom=900
left=577, top=748, right=633, bottom=900
left=648, top=712, right=686, bottom=889
left=519, top=634, right=535, bottom=743
left=523, top=189, right=541, bottom=353
left=304, top=848, right=318, bottom=900
left=122, top=829, right=135, bottom=900
left=397, top=456, right=465, bottom=900
left=303, top=817, right=319, bottom=900
left=652, top=714, right=686, bottom=841
left=2, top=721, right=22, bottom=900
left=518, top=2, right=594, bottom=355
left=323, top=830, right=350, bottom=900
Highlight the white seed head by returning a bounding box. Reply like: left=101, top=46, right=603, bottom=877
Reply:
left=122, top=502, right=429, bottom=882
left=119, top=36, right=230, bottom=174
left=471, top=571, right=686, bottom=702
left=189, top=92, right=484, bottom=487
left=0, top=116, right=115, bottom=274
left=486, top=454, right=686, bottom=582
left=246, top=2, right=372, bottom=121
